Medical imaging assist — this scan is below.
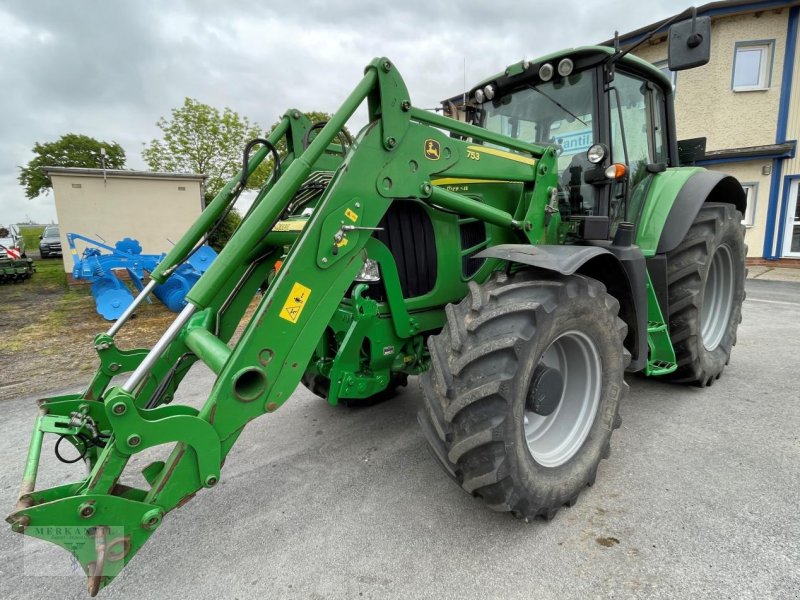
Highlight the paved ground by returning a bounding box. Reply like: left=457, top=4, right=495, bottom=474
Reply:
left=748, top=265, right=800, bottom=283
left=0, top=279, right=798, bottom=600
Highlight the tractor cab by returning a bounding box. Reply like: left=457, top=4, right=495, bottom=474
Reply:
left=463, top=48, right=674, bottom=241
left=453, top=15, right=711, bottom=241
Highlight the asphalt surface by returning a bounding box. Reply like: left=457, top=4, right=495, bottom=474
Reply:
left=1, top=279, right=798, bottom=600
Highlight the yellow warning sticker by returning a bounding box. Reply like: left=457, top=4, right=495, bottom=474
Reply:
left=272, top=220, right=307, bottom=232
left=344, top=208, right=358, bottom=222
left=279, top=282, right=312, bottom=324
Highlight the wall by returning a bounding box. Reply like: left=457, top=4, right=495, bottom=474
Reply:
left=634, top=8, right=793, bottom=258
left=635, top=9, right=788, bottom=150
left=775, top=8, right=800, bottom=257
left=50, top=172, right=204, bottom=273
left=706, top=161, right=772, bottom=255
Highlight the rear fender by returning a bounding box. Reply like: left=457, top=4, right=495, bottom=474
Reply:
left=635, top=168, right=746, bottom=255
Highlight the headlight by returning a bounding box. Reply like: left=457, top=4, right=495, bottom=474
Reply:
left=474, top=88, right=485, bottom=103
left=557, top=58, right=574, bottom=77
left=355, top=258, right=381, bottom=282
left=539, top=63, right=554, bottom=82
left=587, top=144, right=607, bottom=164
left=484, top=84, right=495, bottom=101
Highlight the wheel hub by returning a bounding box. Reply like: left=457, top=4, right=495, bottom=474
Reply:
left=524, top=331, right=602, bottom=468
left=526, top=366, right=564, bottom=416
left=701, top=243, right=735, bottom=351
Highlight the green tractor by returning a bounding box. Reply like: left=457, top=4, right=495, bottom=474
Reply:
left=8, top=12, right=745, bottom=595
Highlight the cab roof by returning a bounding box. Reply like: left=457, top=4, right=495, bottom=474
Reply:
left=470, top=45, right=672, bottom=97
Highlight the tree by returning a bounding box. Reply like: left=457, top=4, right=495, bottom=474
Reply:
left=142, top=98, right=263, bottom=199
left=143, top=101, right=346, bottom=250
left=18, top=134, right=126, bottom=199
left=143, top=98, right=265, bottom=251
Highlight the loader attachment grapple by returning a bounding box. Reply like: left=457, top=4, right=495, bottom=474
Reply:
left=7, top=57, right=560, bottom=594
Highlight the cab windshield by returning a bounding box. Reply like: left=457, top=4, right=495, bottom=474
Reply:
left=480, top=70, right=596, bottom=175
left=480, top=70, right=598, bottom=216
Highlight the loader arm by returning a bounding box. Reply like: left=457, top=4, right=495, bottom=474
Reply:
left=8, top=57, right=555, bottom=595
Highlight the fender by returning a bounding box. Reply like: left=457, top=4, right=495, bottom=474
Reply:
left=656, top=170, right=746, bottom=254
left=475, top=244, right=648, bottom=372
left=634, top=168, right=747, bottom=255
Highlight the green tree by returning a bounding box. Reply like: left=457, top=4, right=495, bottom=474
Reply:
left=142, top=98, right=263, bottom=199
left=18, top=134, right=126, bottom=199
left=143, top=102, right=347, bottom=250
left=143, top=98, right=266, bottom=251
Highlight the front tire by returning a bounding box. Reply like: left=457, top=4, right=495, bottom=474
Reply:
left=662, top=202, right=746, bottom=386
left=419, top=271, right=628, bottom=520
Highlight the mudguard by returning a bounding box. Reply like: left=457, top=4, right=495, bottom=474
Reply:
left=475, top=243, right=648, bottom=372
left=475, top=244, right=610, bottom=275
left=656, top=170, right=746, bottom=254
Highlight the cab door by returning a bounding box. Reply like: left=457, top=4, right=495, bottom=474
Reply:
left=607, top=71, right=669, bottom=233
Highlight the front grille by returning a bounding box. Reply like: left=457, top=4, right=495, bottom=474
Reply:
left=373, top=200, right=437, bottom=298
left=460, top=220, right=487, bottom=277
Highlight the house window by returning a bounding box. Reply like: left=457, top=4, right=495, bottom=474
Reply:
left=741, top=183, right=758, bottom=226
left=732, top=41, right=774, bottom=91
left=654, top=60, right=676, bottom=91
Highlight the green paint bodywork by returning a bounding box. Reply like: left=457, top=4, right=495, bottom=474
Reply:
left=633, top=167, right=704, bottom=256
left=8, top=54, right=706, bottom=593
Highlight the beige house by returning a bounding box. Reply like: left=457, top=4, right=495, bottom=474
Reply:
left=620, top=0, right=800, bottom=262
left=44, top=167, right=205, bottom=273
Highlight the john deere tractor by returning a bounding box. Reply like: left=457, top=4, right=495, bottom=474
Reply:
left=8, top=11, right=745, bottom=595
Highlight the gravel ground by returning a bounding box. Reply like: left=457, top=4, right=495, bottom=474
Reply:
left=0, top=278, right=798, bottom=600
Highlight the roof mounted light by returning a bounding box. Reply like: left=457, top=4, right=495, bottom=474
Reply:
left=558, top=58, right=574, bottom=77
left=587, top=143, right=607, bottom=164
left=539, top=63, right=554, bottom=82
left=484, top=84, right=495, bottom=101
left=474, top=88, right=485, bottom=103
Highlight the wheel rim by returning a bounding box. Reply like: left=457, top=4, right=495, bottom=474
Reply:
left=524, top=331, right=602, bottom=468
left=701, top=244, right=734, bottom=351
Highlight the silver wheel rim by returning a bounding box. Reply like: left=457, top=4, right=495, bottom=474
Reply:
left=701, top=244, right=734, bottom=351
left=524, top=331, right=602, bottom=468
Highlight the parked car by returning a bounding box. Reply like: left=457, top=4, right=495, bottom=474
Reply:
left=39, top=225, right=62, bottom=258
left=0, top=226, right=25, bottom=259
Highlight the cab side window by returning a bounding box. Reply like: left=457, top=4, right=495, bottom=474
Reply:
left=609, top=72, right=669, bottom=225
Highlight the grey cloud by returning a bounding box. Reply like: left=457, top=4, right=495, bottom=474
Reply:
left=0, top=0, right=677, bottom=224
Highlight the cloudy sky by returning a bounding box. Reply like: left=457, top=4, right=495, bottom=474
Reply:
left=0, top=0, right=678, bottom=225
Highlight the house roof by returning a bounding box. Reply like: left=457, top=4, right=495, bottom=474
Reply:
left=43, top=167, right=206, bottom=181
left=601, top=0, right=800, bottom=48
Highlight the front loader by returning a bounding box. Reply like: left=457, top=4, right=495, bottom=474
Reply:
left=8, top=11, right=746, bottom=595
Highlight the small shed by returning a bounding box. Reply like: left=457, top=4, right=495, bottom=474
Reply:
left=44, top=167, right=206, bottom=273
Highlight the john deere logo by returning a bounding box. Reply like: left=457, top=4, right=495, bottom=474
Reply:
left=424, top=139, right=440, bottom=160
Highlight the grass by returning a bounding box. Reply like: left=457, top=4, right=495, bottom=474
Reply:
left=0, top=256, right=175, bottom=400
left=18, top=225, right=45, bottom=256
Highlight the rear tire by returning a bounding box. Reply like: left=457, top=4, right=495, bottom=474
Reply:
left=662, top=202, right=746, bottom=386
left=419, top=271, right=628, bottom=520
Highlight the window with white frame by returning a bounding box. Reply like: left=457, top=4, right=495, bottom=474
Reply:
left=741, top=183, right=758, bottom=226
left=732, top=41, right=774, bottom=91
left=654, top=60, right=676, bottom=91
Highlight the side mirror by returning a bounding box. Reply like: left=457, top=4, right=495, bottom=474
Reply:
left=39, top=234, right=43, bottom=239
left=668, top=15, right=711, bottom=71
